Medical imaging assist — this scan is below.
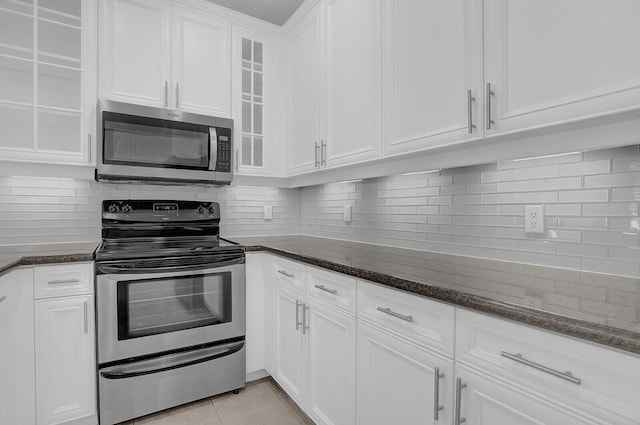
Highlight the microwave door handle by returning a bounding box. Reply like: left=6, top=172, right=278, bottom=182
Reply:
left=209, top=127, right=218, bottom=171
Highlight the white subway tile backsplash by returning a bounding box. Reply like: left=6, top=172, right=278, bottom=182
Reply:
left=1, top=144, right=640, bottom=278
left=558, top=189, right=609, bottom=203
left=584, top=172, right=640, bottom=188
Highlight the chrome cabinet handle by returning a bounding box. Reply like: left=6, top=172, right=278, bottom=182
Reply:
left=467, top=89, right=475, bottom=134
left=486, top=82, right=495, bottom=130
left=314, top=284, right=337, bottom=295
left=83, top=301, right=88, bottom=334
left=235, top=148, right=239, bottom=171
left=454, top=377, right=466, bottom=424
left=320, top=140, right=326, bottom=166
left=302, top=303, right=309, bottom=334
left=434, top=367, right=445, bottom=421
left=376, top=306, right=414, bottom=322
left=500, top=351, right=581, bottom=385
left=175, top=83, right=180, bottom=109
left=164, top=81, right=168, bottom=107
left=314, top=142, right=320, bottom=167
left=48, top=279, right=80, bottom=285
left=0, top=295, right=6, bottom=304
left=295, top=300, right=302, bottom=330
left=277, top=269, right=294, bottom=278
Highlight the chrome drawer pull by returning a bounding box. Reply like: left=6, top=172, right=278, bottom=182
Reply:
left=486, top=82, right=495, bottom=130
left=314, top=284, right=337, bottom=295
left=376, top=307, right=414, bottom=322
left=277, top=269, right=294, bottom=278
left=48, top=278, right=80, bottom=285
left=0, top=296, right=6, bottom=304
left=433, top=367, right=445, bottom=421
left=500, top=351, right=581, bottom=385
left=302, top=303, right=309, bottom=334
left=454, top=377, right=466, bottom=424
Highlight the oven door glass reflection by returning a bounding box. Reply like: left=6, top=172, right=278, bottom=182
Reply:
left=117, top=271, right=232, bottom=340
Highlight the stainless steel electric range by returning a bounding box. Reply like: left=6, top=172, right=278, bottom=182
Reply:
left=95, top=200, right=245, bottom=425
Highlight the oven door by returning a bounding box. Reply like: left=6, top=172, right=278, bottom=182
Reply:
left=96, top=261, right=245, bottom=364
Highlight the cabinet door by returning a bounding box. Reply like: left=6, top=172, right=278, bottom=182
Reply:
left=484, top=0, right=640, bottom=135
left=0, top=1, right=94, bottom=164
left=325, top=0, right=381, bottom=167
left=233, top=26, right=272, bottom=176
left=272, top=282, right=306, bottom=408
left=288, top=5, right=323, bottom=175
left=100, top=0, right=170, bottom=107
left=456, top=365, right=629, bottom=425
left=382, top=0, right=483, bottom=156
left=35, top=295, right=96, bottom=425
left=0, top=269, right=35, bottom=425
left=172, top=6, right=230, bottom=117
left=357, top=322, right=453, bottom=425
left=306, top=300, right=356, bottom=425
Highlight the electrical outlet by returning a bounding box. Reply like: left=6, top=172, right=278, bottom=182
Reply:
left=343, top=205, right=351, bottom=223
left=264, top=205, right=272, bottom=220
left=525, top=205, right=545, bottom=234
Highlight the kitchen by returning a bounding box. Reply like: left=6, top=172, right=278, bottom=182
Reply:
left=0, top=0, right=639, bottom=424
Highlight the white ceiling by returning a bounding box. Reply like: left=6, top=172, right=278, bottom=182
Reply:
left=206, top=0, right=305, bottom=26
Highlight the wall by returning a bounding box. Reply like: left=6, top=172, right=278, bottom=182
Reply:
left=0, top=180, right=300, bottom=245
left=300, top=145, right=640, bottom=278
left=1, top=144, right=638, bottom=279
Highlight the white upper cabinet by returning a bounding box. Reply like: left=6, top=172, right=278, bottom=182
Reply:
left=100, top=0, right=231, bottom=117
left=381, top=0, right=483, bottom=156
left=484, top=0, right=640, bottom=135
left=232, top=26, right=272, bottom=176
left=287, top=4, right=323, bottom=175
left=0, top=0, right=96, bottom=165
left=324, top=0, right=381, bottom=167
left=172, top=6, right=230, bottom=116
left=100, top=0, right=169, bottom=107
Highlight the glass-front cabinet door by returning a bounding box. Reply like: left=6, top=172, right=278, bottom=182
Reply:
left=232, top=26, right=271, bottom=176
left=0, top=0, right=95, bottom=165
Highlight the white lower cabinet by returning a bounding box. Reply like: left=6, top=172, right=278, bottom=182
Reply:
left=306, top=299, right=356, bottom=425
left=271, top=259, right=356, bottom=425
left=35, top=294, right=96, bottom=425
left=356, top=321, right=453, bottom=425
left=259, top=256, right=640, bottom=425
left=273, top=281, right=307, bottom=407
left=0, top=268, right=36, bottom=425
left=454, top=364, right=629, bottom=425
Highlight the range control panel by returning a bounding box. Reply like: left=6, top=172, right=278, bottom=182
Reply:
left=102, top=200, right=220, bottom=222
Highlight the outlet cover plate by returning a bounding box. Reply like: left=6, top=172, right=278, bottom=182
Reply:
left=343, top=205, right=351, bottom=222
left=525, top=205, right=545, bottom=234
left=264, top=205, right=272, bottom=220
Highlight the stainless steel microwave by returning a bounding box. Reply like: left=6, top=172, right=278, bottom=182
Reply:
left=96, top=100, right=233, bottom=185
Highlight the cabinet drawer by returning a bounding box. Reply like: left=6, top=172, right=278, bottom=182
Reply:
left=357, top=281, right=455, bottom=357
left=456, top=308, right=640, bottom=420
left=34, top=263, right=93, bottom=299
left=306, top=266, right=356, bottom=314
left=273, top=256, right=305, bottom=291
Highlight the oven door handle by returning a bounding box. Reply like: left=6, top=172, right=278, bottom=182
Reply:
left=99, top=340, right=244, bottom=380
left=97, top=257, right=244, bottom=274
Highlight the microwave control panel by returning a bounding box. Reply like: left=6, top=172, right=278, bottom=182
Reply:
left=215, top=127, right=232, bottom=173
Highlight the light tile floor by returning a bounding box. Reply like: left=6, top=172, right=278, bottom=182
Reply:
left=117, top=378, right=314, bottom=425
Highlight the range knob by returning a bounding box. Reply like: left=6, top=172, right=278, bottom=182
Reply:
left=196, top=205, right=206, bottom=216
left=122, top=204, right=133, bottom=214
left=108, top=204, right=120, bottom=213
left=207, top=204, right=216, bottom=215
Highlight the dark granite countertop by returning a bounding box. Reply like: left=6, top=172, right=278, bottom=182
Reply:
left=0, top=242, right=99, bottom=277
left=231, top=235, right=640, bottom=356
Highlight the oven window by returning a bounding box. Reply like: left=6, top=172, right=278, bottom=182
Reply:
left=117, top=272, right=232, bottom=340
left=103, top=112, right=211, bottom=170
